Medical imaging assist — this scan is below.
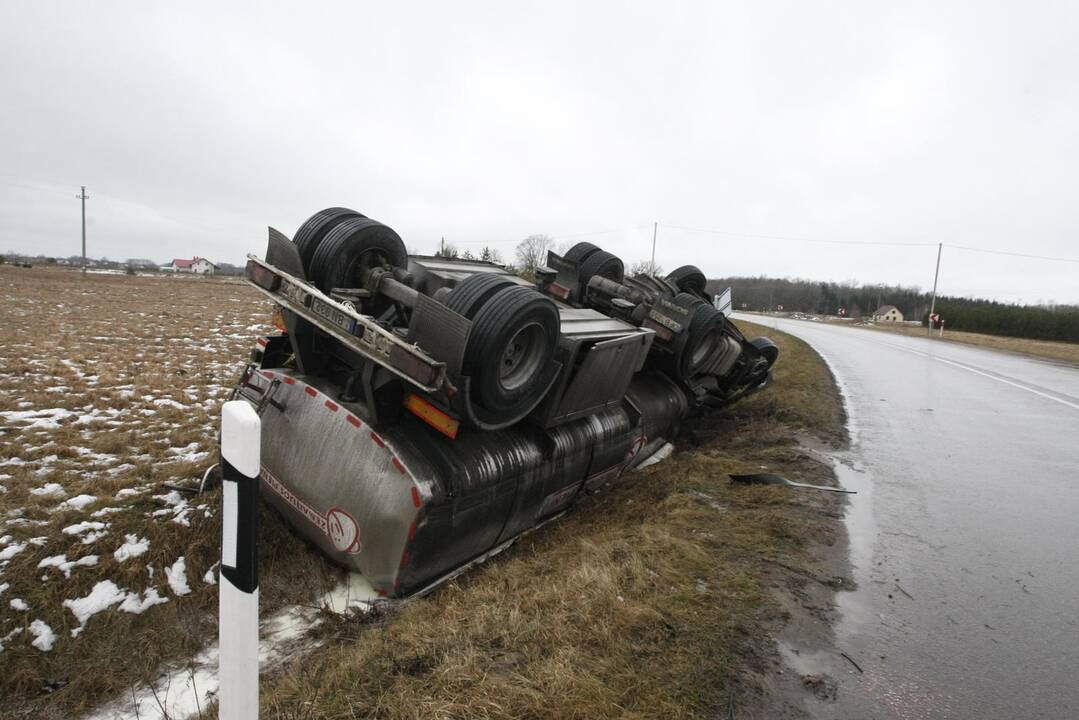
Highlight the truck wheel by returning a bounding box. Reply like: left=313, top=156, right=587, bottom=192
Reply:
left=749, top=336, right=779, bottom=368
left=667, top=294, right=725, bottom=380
left=562, top=241, right=601, bottom=265
left=577, top=249, right=624, bottom=291
left=465, top=285, right=559, bottom=415
left=293, top=208, right=366, bottom=276
left=310, top=217, right=407, bottom=294
left=666, top=265, right=707, bottom=295
left=444, top=272, right=517, bottom=319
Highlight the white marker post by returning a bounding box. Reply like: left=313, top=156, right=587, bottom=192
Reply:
left=219, top=401, right=261, bottom=720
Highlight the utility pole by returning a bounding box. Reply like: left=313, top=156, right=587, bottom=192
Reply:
left=927, top=242, right=942, bottom=334
left=76, top=186, right=89, bottom=272
left=440, top=236, right=444, bottom=256
left=650, top=221, right=657, bottom=272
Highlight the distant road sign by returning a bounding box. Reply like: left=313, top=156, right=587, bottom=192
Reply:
left=838, top=307, right=847, bottom=317
left=776, top=304, right=784, bottom=311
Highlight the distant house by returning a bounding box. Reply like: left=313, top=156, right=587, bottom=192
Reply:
left=872, top=305, right=903, bottom=322
left=166, top=257, right=216, bottom=275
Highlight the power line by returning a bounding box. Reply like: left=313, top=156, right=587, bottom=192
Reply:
left=661, top=223, right=938, bottom=248
left=945, top=244, right=1079, bottom=264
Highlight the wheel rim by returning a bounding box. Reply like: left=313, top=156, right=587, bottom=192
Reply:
left=689, top=330, right=719, bottom=370
left=342, top=248, right=392, bottom=287
left=498, top=322, right=546, bottom=391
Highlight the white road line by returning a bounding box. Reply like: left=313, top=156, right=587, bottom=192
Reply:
left=798, top=323, right=1079, bottom=413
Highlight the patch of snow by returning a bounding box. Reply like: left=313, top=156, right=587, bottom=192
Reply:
left=0, top=542, right=27, bottom=561
left=59, top=494, right=98, bottom=511
left=203, top=562, right=219, bottom=585
left=153, top=398, right=186, bottom=410
left=9, top=598, right=28, bottom=611
left=0, top=408, right=76, bottom=429
left=62, top=521, right=108, bottom=536
left=113, top=535, right=150, bottom=562
left=0, top=582, right=8, bottom=594
left=115, top=487, right=148, bottom=498
left=30, top=482, right=66, bottom=497
left=63, top=580, right=126, bottom=636
left=165, top=557, right=190, bottom=596
left=81, top=530, right=109, bottom=545
left=91, top=506, right=123, bottom=518
left=118, top=587, right=169, bottom=614
left=38, top=554, right=99, bottom=578
left=29, top=619, right=57, bottom=651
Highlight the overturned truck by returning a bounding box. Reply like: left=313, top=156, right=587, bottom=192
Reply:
left=232, top=208, right=778, bottom=598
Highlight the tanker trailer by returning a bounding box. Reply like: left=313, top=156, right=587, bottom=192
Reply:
left=231, top=207, right=778, bottom=599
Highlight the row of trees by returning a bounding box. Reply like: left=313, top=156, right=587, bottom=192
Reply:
left=705, top=275, right=1079, bottom=343
left=704, top=276, right=934, bottom=320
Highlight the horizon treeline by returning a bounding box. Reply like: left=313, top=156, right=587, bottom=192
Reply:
left=704, top=276, right=1079, bottom=343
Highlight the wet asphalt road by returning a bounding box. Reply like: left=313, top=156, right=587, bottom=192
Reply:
left=736, top=315, right=1079, bottom=720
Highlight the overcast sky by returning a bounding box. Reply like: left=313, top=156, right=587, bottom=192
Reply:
left=2, top=1, right=1076, bottom=303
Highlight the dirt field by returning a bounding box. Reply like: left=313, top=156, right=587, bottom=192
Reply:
left=0, top=266, right=848, bottom=719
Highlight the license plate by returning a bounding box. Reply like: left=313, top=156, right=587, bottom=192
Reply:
left=310, top=298, right=356, bottom=334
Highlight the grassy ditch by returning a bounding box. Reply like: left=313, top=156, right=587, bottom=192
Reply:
left=0, top=267, right=847, bottom=719
left=256, top=319, right=848, bottom=719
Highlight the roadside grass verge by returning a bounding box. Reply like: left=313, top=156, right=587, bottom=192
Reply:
left=255, top=318, right=847, bottom=718
left=860, top=321, right=1079, bottom=365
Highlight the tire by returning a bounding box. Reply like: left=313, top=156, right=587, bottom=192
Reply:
left=664, top=294, right=725, bottom=380
left=666, top=265, right=707, bottom=295
left=444, top=273, right=518, bottom=320
left=562, top=241, right=601, bottom=265
left=464, top=285, right=559, bottom=415
left=577, top=249, right=624, bottom=290
left=749, top=336, right=779, bottom=368
left=293, top=208, right=366, bottom=276
left=310, top=217, right=407, bottom=294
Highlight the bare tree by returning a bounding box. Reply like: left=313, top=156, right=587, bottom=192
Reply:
left=629, top=260, right=664, bottom=277
left=514, top=234, right=555, bottom=275
left=480, top=246, right=503, bottom=264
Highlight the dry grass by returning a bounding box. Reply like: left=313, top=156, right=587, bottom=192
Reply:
left=0, top=267, right=847, bottom=719
left=0, top=266, right=339, bottom=719
left=859, top=321, right=1079, bottom=365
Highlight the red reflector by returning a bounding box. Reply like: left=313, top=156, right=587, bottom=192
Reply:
left=283, top=377, right=295, bottom=385
left=324, top=399, right=338, bottom=412
left=346, top=415, right=361, bottom=428
left=370, top=432, right=385, bottom=448
left=410, top=486, right=422, bottom=507
left=403, top=393, right=460, bottom=439
left=407, top=521, right=417, bottom=540
left=549, top=282, right=571, bottom=299
left=304, top=386, right=317, bottom=397
left=392, top=457, right=407, bottom=475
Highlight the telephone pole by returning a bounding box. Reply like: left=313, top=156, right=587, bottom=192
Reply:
left=76, top=186, right=89, bottom=273
left=650, top=221, right=657, bottom=271
left=927, top=242, right=942, bottom=334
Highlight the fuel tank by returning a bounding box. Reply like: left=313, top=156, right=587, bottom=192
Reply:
left=240, top=367, right=688, bottom=598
